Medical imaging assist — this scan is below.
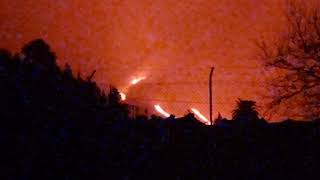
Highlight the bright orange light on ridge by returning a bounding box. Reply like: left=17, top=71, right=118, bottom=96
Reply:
left=191, top=108, right=210, bottom=125
left=154, top=104, right=170, bottom=117
left=119, top=92, right=126, bottom=101
left=131, top=76, right=146, bottom=85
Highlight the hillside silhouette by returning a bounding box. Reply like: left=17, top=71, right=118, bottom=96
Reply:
left=1, top=39, right=320, bottom=179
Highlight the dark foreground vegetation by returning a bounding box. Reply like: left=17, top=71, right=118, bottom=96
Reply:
left=1, top=39, right=320, bottom=180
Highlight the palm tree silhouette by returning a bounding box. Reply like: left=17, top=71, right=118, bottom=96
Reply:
left=232, top=99, right=259, bottom=123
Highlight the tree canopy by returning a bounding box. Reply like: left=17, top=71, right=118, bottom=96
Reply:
left=257, top=1, right=320, bottom=119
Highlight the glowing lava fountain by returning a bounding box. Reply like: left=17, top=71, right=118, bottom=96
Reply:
left=119, top=92, right=126, bottom=101
left=190, top=108, right=210, bottom=125
left=154, top=104, right=170, bottom=118
left=131, top=76, right=146, bottom=85
left=118, top=75, right=147, bottom=102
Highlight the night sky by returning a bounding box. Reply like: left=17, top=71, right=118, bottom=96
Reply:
left=0, top=0, right=289, bottom=121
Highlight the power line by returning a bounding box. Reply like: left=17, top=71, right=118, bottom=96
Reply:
left=132, top=80, right=267, bottom=85
left=99, top=65, right=262, bottom=71
left=127, top=97, right=234, bottom=105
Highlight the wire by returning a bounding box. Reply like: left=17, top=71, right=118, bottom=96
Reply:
left=132, top=80, right=267, bottom=86
left=99, top=65, right=262, bottom=71
left=127, top=97, right=235, bottom=105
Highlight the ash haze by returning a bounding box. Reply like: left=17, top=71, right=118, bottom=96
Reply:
left=0, top=0, right=288, bottom=121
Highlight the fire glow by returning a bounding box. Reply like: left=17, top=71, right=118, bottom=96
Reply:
left=123, top=74, right=209, bottom=124
left=190, top=108, right=210, bottom=125
left=119, top=92, right=126, bottom=101
left=119, top=75, right=146, bottom=102
left=154, top=104, right=170, bottom=118
left=0, top=0, right=288, bottom=121
left=131, top=76, right=146, bottom=85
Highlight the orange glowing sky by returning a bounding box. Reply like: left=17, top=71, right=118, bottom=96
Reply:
left=0, top=0, right=289, bottom=121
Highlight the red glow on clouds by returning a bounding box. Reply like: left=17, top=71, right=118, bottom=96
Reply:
left=0, top=0, right=288, bottom=121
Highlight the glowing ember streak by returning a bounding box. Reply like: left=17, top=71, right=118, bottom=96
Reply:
left=191, top=108, right=210, bottom=124
left=119, top=92, right=126, bottom=101
left=131, top=76, right=146, bottom=85
left=154, top=104, right=170, bottom=118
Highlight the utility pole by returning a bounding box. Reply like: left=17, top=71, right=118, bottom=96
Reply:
left=209, top=66, right=215, bottom=125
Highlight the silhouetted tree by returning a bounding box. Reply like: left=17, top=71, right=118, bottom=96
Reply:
left=0, top=48, right=11, bottom=62
left=21, top=39, right=57, bottom=70
left=257, top=1, right=320, bottom=118
left=108, top=86, right=121, bottom=106
left=232, top=99, right=259, bottom=123
left=63, top=63, right=73, bottom=78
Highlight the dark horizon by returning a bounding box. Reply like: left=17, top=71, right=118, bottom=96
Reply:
left=0, top=0, right=290, bottom=120
left=0, top=38, right=320, bottom=179
left=1, top=0, right=320, bottom=179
